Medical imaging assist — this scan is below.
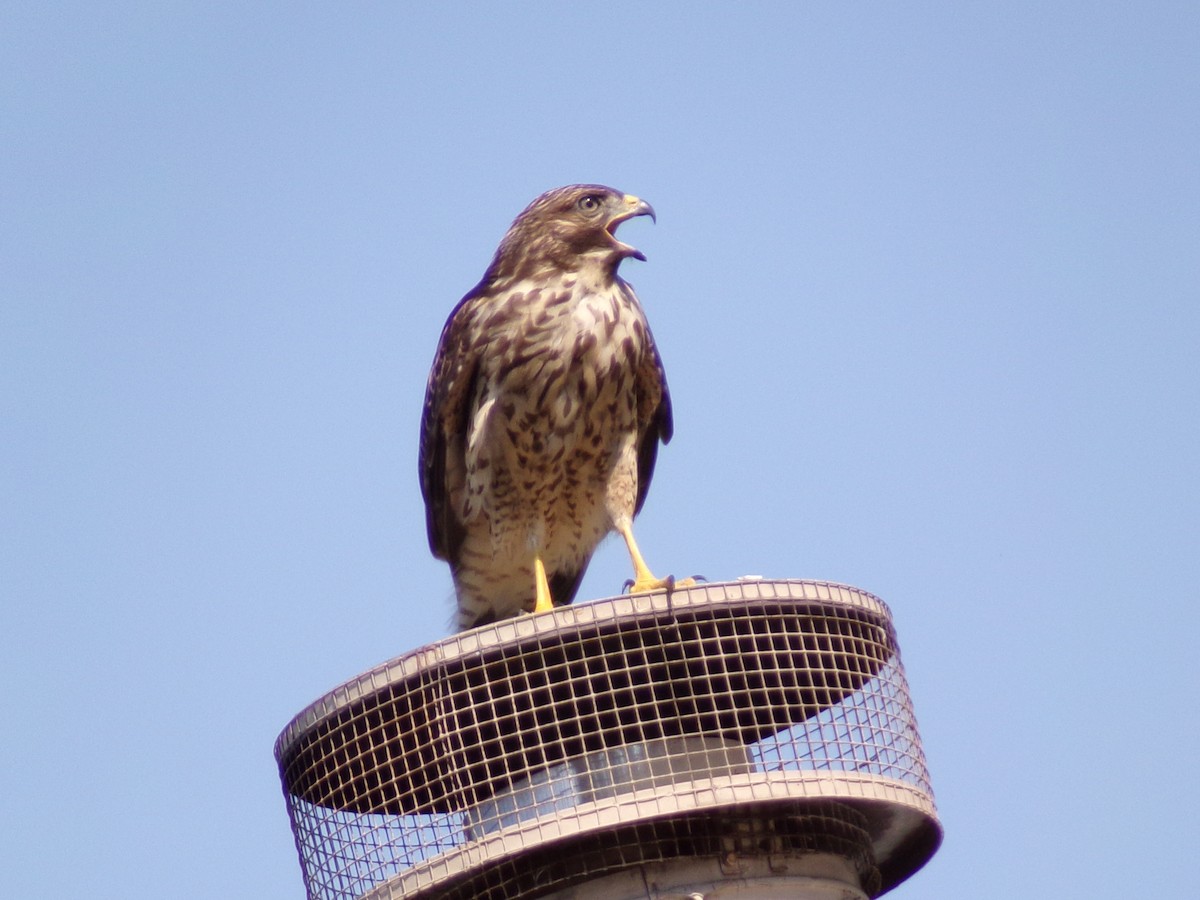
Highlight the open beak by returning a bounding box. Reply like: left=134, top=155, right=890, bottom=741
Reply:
left=607, top=194, right=656, bottom=261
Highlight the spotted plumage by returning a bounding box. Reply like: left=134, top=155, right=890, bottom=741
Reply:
left=419, top=184, right=686, bottom=630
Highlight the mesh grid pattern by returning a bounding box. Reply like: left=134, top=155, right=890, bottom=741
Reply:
left=276, top=580, right=938, bottom=900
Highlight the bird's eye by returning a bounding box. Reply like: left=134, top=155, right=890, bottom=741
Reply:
left=576, top=195, right=603, bottom=216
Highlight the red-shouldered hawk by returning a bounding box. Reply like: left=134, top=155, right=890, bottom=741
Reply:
left=419, top=185, right=690, bottom=630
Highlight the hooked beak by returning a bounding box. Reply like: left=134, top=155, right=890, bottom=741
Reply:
left=607, top=194, right=656, bottom=261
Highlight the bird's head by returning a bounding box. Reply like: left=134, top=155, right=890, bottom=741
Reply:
left=487, top=184, right=656, bottom=282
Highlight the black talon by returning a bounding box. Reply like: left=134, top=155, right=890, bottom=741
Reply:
left=622, top=578, right=635, bottom=593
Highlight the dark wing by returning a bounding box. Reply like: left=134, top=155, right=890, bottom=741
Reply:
left=634, top=317, right=674, bottom=517
left=418, top=289, right=484, bottom=563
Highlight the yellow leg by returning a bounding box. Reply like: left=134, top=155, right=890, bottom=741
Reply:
left=617, top=522, right=695, bottom=594
left=533, top=555, right=555, bottom=613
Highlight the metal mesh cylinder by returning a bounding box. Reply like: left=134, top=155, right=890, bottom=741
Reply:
left=275, top=579, right=940, bottom=899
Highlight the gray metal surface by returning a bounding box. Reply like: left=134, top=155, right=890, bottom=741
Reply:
left=543, top=853, right=871, bottom=900
left=276, top=579, right=940, bottom=899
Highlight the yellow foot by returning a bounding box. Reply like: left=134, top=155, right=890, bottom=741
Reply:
left=615, top=520, right=697, bottom=595
left=625, top=573, right=697, bottom=594
left=533, top=555, right=555, bottom=614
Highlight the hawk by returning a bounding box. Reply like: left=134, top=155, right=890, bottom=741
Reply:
left=419, top=184, right=690, bottom=630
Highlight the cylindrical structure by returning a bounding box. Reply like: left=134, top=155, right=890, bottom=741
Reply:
left=276, top=579, right=940, bottom=899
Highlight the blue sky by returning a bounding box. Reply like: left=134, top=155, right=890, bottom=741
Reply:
left=3, top=3, right=1197, bottom=897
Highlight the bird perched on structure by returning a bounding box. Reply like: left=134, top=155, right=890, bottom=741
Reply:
left=419, top=184, right=691, bottom=630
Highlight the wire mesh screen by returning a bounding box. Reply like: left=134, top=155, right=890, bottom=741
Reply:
left=276, top=579, right=939, bottom=900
